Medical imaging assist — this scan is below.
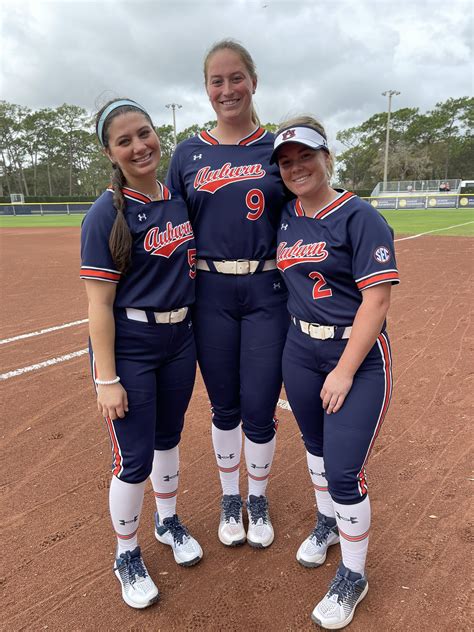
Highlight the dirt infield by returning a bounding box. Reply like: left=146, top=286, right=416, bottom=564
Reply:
left=1, top=228, right=472, bottom=632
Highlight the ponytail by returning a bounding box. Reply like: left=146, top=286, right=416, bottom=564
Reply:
left=109, top=165, right=133, bottom=273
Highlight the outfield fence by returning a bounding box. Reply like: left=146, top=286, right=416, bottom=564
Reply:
left=0, top=202, right=92, bottom=216
left=1, top=195, right=474, bottom=216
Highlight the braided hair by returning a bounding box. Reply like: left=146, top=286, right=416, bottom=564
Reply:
left=95, top=99, right=153, bottom=273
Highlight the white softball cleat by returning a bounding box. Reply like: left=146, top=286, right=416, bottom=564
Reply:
left=114, top=546, right=159, bottom=609
left=311, top=562, right=368, bottom=629
left=155, top=513, right=203, bottom=566
left=246, top=494, right=274, bottom=548
left=296, top=511, right=340, bottom=567
left=218, top=494, right=246, bottom=546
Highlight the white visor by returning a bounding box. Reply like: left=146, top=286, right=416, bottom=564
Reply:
left=270, top=126, right=328, bottom=164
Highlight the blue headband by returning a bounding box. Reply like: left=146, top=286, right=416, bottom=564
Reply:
left=97, top=99, right=148, bottom=146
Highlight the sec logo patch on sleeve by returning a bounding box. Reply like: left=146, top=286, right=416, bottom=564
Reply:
left=373, top=246, right=391, bottom=263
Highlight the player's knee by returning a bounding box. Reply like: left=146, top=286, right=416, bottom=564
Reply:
left=211, top=408, right=241, bottom=432
left=242, top=417, right=276, bottom=444
left=327, top=471, right=367, bottom=504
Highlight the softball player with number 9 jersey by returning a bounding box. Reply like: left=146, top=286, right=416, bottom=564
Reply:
left=167, top=40, right=290, bottom=548
left=272, top=116, right=399, bottom=629
left=80, top=99, right=202, bottom=610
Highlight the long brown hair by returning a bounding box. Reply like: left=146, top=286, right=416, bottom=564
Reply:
left=95, top=99, right=154, bottom=273
left=204, top=39, right=260, bottom=126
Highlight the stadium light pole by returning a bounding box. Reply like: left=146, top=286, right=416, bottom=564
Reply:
left=382, top=90, right=400, bottom=192
left=166, top=103, right=182, bottom=149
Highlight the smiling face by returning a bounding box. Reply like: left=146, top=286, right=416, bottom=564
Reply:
left=277, top=143, right=331, bottom=203
left=205, top=48, right=257, bottom=126
left=104, top=111, right=161, bottom=189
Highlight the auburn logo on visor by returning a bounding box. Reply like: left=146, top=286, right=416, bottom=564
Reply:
left=282, top=129, right=296, bottom=140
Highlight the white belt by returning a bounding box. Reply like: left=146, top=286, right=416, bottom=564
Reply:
left=125, top=306, right=188, bottom=324
left=196, top=259, right=277, bottom=274
left=292, top=315, right=352, bottom=341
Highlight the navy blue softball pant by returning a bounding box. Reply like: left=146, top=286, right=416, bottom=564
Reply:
left=192, top=269, right=289, bottom=444
left=90, top=310, right=196, bottom=484
left=282, top=323, right=393, bottom=504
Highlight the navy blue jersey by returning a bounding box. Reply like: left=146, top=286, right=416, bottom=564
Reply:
left=80, top=183, right=196, bottom=311
left=166, top=127, right=288, bottom=260
left=276, top=191, right=399, bottom=326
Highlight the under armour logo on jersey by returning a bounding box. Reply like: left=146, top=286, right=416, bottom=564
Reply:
left=281, top=222, right=288, bottom=230
left=374, top=246, right=391, bottom=263
left=250, top=463, right=270, bottom=469
left=282, top=129, right=296, bottom=140
left=336, top=511, right=358, bottom=524
left=138, top=213, right=147, bottom=222
left=118, top=515, right=138, bottom=525
left=163, top=471, right=179, bottom=481
left=193, top=154, right=202, bottom=160
left=188, top=321, right=192, bottom=329
left=273, top=282, right=281, bottom=290
left=217, top=453, right=235, bottom=460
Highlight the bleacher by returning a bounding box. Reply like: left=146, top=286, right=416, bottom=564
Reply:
left=371, top=179, right=461, bottom=196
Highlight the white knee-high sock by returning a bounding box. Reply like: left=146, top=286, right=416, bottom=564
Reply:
left=149, top=447, right=179, bottom=520
left=109, top=475, right=146, bottom=555
left=306, top=452, right=335, bottom=518
left=245, top=435, right=276, bottom=498
left=333, top=495, right=371, bottom=576
left=212, top=424, right=241, bottom=495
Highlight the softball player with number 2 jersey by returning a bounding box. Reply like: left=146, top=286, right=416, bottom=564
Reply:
left=81, top=99, right=202, bottom=611
left=271, top=116, right=399, bottom=629
left=167, top=40, right=289, bottom=548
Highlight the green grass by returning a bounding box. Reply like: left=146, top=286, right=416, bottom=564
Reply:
left=0, top=214, right=85, bottom=227
left=379, top=208, right=474, bottom=237
left=1, top=208, right=473, bottom=236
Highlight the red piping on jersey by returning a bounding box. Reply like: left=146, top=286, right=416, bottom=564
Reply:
left=106, top=183, right=171, bottom=203
left=198, top=127, right=266, bottom=146
left=199, top=130, right=219, bottom=145
left=80, top=267, right=121, bottom=282
left=105, top=415, right=123, bottom=477
left=314, top=191, right=355, bottom=219
left=295, top=199, right=305, bottom=216
left=357, top=271, right=399, bottom=290
left=356, top=332, right=392, bottom=495
left=238, top=127, right=266, bottom=145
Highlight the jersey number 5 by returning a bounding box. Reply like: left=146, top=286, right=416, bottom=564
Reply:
left=246, top=189, right=265, bottom=221
left=188, top=248, right=197, bottom=279
left=309, top=271, right=332, bottom=300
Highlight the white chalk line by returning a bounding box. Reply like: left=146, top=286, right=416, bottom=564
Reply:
left=0, top=318, right=88, bottom=345
left=394, top=221, right=474, bottom=242
left=2, top=220, right=471, bottom=382
left=0, top=349, right=89, bottom=380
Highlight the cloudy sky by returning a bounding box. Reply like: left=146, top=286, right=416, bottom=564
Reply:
left=1, top=0, right=472, bottom=148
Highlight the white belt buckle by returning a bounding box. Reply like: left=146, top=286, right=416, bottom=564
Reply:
left=309, top=323, right=334, bottom=340
left=236, top=259, right=251, bottom=274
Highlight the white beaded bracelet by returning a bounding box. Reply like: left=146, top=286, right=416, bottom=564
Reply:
left=95, top=376, right=120, bottom=385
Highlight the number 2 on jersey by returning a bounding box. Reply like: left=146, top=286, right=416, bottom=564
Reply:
left=309, top=271, right=332, bottom=300
left=246, top=189, right=265, bottom=221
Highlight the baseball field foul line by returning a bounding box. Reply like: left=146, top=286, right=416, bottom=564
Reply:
left=394, top=221, right=474, bottom=242
left=0, top=319, right=89, bottom=345
left=0, top=349, right=89, bottom=380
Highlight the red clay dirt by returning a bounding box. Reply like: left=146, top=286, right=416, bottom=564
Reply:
left=1, top=228, right=472, bottom=631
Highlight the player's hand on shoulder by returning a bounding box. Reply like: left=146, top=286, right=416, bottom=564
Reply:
left=320, top=368, right=353, bottom=415
left=97, top=383, right=129, bottom=420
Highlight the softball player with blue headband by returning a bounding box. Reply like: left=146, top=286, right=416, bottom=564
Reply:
left=272, top=116, right=399, bottom=629
left=81, top=98, right=202, bottom=609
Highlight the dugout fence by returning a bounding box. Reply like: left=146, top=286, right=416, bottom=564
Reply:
left=0, top=202, right=93, bottom=216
